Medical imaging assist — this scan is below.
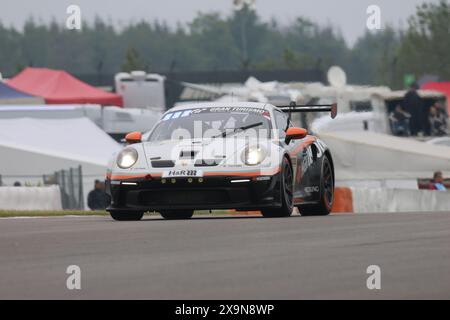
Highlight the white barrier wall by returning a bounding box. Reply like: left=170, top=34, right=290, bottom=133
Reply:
left=351, top=188, right=450, bottom=213
left=0, top=117, right=121, bottom=210
left=318, top=131, right=450, bottom=181
left=0, top=186, right=62, bottom=211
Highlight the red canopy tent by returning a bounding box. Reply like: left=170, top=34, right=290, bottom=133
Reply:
left=8, top=67, right=123, bottom=107
left=422, top=81, right=450, bottom=114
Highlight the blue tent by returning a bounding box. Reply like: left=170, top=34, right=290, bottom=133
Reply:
left=0, top=81, right=44, bottom=105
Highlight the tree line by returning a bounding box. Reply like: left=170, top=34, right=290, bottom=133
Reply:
left=0, top=1, right=448, bottom=88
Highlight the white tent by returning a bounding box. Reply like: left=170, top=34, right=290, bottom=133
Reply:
left=0, top=104, right=161, bottom=138
left=0, top=117, right=121, bottom=209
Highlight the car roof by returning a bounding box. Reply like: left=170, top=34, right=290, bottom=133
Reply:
left=166, top=102, right=273, bottom=113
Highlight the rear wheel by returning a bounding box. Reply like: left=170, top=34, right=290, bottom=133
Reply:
left=261, top=157, right=293, bottom=218
left=110, top=211, right=144, bottom=221
left=160, top=210, right=194, bottom=220
left=299, top=156, right=334, bottom=216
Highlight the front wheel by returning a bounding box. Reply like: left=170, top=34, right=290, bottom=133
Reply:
left=160, top=210, right=194, bottom=220
left=261, top=157, right=293, bottom=218
left=299, top=156, right=334, bottom=216
left=110, top=211, right=144, bottom=221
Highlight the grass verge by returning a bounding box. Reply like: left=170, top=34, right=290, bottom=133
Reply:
left=0, top=210, right=109, bottom=218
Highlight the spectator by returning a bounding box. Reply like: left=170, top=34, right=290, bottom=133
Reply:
left=429, top=171, right=447, bottom=191
left=389, top=105, right=411, bottom=136
left=13, top=181, right=21, bottom=187
left=87, top=180, right=108, bottom=210
left=403, top=82, right=424, bottom=136
left=434, top=101, right=448, bottom=130
left=429, top=105, right=448, bottom=136
left=435, top=101, right=449, bottom=118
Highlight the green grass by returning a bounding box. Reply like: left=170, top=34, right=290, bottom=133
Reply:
left=0, top=210, right=109, bottom=218
left=0, top=209, right=248, bottom=218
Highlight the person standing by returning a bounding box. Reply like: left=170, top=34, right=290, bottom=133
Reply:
left=403, top=82, right=424, bottom=136
left=87, top=180, right=108, bottom=210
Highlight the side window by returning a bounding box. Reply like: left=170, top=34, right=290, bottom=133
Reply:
left=274, top=110, right=289, bottom=139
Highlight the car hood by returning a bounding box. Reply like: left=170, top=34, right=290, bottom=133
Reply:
left=142, top=137, right=271, bottom=165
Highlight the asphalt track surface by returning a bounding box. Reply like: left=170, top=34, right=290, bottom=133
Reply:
left=0, top=212, right=449, bottom=299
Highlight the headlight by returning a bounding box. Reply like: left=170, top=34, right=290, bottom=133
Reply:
left=242, top=146, right=266, bottom=166
left=117, top=148, right=138, bottom=169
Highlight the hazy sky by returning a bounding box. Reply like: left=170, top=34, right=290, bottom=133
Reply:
left=0, top=0, right=440, bottom=45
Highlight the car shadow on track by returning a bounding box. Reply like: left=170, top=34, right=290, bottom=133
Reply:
left=137, top=213, right=344, bottom=222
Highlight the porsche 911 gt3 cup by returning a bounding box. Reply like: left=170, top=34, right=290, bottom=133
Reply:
left=106, top=102, right=337, bottom=220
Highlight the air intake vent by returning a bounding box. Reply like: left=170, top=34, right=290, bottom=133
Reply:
left=151, top=160, right=175, bottom=168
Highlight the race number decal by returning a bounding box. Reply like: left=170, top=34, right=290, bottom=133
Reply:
left=162, top=170, right=203, bottom=178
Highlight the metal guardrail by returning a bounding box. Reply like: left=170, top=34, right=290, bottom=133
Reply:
left=43, top=166, right=84, bottom=210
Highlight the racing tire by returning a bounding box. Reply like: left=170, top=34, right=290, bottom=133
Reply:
left=261, top=157, right=294, bottom=218
left=299, top=156, right=334, bottom=216
left=160, top=210, right=194, bottom=220
left=110, top=211, right=144, bottom=221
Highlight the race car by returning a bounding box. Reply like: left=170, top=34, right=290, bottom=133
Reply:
left=105, top=101, right=337, bottom=221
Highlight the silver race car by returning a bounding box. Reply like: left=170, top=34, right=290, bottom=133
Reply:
left=106, top=102, right=337, bottom=220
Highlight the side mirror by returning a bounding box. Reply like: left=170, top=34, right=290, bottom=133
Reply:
left=125, top=131, right=142, bottom=144
left=285, top=127, right=308, bottom=143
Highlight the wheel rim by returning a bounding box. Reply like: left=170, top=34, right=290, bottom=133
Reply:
left=323, top=159, right=334, bottom=207
left=283, top=162, right=293, bottom=208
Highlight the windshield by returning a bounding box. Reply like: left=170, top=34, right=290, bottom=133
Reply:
left=148, top=107, right=272, bottom=141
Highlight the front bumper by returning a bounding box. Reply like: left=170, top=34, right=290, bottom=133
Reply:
left=106, top=173, right=282, bottom=212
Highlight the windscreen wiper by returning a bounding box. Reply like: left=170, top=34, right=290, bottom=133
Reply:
left=213, top=122, right=263, bottom=139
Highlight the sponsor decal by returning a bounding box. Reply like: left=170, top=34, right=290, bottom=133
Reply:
left=304, top=186, right=320, bottom=193
left=161, top=107, right=267, bottom=124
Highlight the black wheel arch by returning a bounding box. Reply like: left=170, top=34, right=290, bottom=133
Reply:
left=323, top=149, right=335, bottom=183
left=283, top=152, right=293, bottom=168
left=280, top=152, right=293, bottom=179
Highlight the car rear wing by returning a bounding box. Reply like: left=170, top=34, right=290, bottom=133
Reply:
left=278, top=101, right=337, bottom=119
